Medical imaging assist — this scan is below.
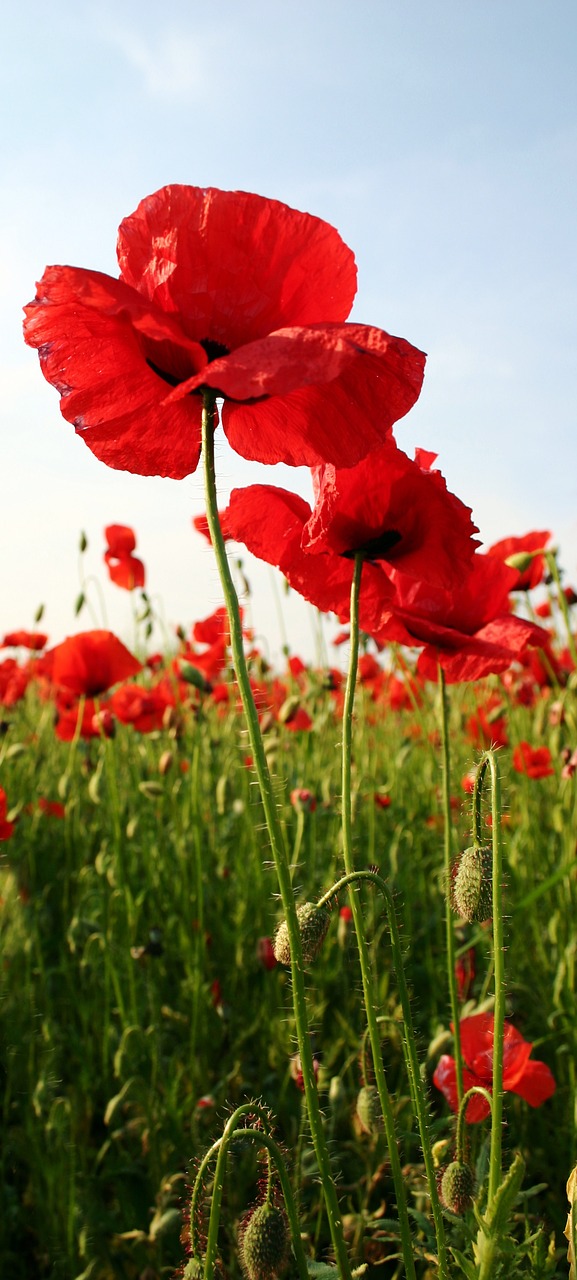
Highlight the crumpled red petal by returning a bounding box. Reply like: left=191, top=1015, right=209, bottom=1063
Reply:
left=24, top=266, right=206, bottom=478
left=117, top=184, right=358, bottom=347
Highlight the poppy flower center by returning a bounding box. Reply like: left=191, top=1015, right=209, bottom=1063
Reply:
left=342, top=528, right=403, bottom=562
left=143, top=336, right=230, bottom=390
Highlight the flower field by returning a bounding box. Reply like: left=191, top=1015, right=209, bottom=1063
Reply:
left=5, top=183, right=577, bottom=1279
left=1, top=560, right=576, bottom=1278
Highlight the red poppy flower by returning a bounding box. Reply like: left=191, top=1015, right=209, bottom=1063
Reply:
left=0, top=787, right=15, bottom=841
left=24, top=185, right=425, bottom=478
left=108, top=682, right=168, bottom=733
left=433, top=1011, right=556, bottom=1122
left=38, top=798, right=66, bottom=819
left=104, top=524, right=145, bottom=591
left=47, top=630, right=143, bottom=696
left=302, top=442, right=479, bottom=591
left=486, top=530, right=551, bottom=591
left=374, top=554, right=548, bottom=683
left=0, top=658, right=31, bottom=706
left=2, top=630, right=48, bottom=650
left=512, top=741, right=555, bottom=779
left=220, top=444, right=478, bottom=635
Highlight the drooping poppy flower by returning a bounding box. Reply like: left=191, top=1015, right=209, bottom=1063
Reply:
left=433, top=1011, right=556, bottom=1122
left=302, top=442, right=479, bottom=591
left=374, top=554, right=549, bottom=683
left=47, top=630, right=143, bottom=697
left=512, top=741, right=555, bottom=779
left=486, top=530, right=551, bottom=591
left=104, top=524, right=146, bottom=591
left=23, top=185, right=426, bottom=479
left=2, top=630, right=48, bottom=650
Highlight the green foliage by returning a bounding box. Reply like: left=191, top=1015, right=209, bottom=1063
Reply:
left=0, top=657, right=574, bottom=1278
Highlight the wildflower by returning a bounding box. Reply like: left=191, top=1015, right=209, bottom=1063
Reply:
left=289, top=1051, right=320, bottom=1091
left=104, top=524, right=145, bottom=590
left=290, top=788, right=317, bottom=813
left=239, top=1201, right=289, bottom=1280
left=433, top=1011, right=556, bottom=1122
left=374, top=553, right=548, bottom=683
left=486, top=530, right=551, bottom=591
left=2, top=630, right=48, bottom=650
left=0, top=788, right=15, bottom=840
left=221, top=443, right=478, bottom=633
left=512, top=741, right=555, bottom=779
left=24, top=185, right=425, bottom=478
left=46, top=630, right=142, bottom=697
left=440, top=1160, right=475, bottom=1214
left=256, top=937, right=277, bottom=971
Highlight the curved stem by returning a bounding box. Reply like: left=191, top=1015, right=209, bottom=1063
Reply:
left=455, top=1087, right=493, bottom=1163
left=438, top=666, right=464, bottom=1105
left=201, top=392, right=351, bottom=1280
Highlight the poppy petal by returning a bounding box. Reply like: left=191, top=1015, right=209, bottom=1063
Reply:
left=117, top=185, right=358, bottom=347
left=24, top=266, right=206, bottom=478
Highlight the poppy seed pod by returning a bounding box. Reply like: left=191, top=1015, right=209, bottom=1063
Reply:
left=440, top=1160, right=475, bottom=1214
left=240, top=1202, right=289, bottom=1280
left=355, top=1084, right=382, bottom=1135
left=273, top=902, right=331, bottom=966
left=453, top=845, right=493, bottom=924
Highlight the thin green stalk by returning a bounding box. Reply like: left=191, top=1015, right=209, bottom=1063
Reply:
left=201, top=391, right=351, bottom=1280
left=546, top=550, right=577, bottom=669
left=340, top=554, right=417, bottom=1280
left=454, top=1087, right=493, bottom=1163
left=197, top=1105, right=309, bottom=1280
left=438, top=665, right=464, bottom=1103
left=318, top=870, right=449, bottom=1277
left=473, top=751, right=505, bottom=1207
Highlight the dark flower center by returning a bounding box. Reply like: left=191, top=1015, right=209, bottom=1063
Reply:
left=342, top=528, right=403, bottom=562
left=145, top=337, right=230, bottom=391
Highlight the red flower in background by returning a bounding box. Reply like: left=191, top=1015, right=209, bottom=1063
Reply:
left=47, top=630, right=142, bottom=697
left=512, top=741, right=555, bottom=779
left=303, top=442, right=479, bottom=591
left=221, top=444, right=478, bottom=638
left=0, top=787, right=15, bottom=841
left=104, top=524, right=145, bottom=591
left=433, top=1012, right=556, bottom=1122
left=24, top=185, right=425, bottom=479
left=2, top=630, right=48, bottom=650
left=374, top=554, right=548, bottom=683
left=486, top=530, right=551, bottom=591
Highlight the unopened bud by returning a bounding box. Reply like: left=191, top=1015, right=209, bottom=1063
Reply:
left=440, top=1160, right=475, bottom=1214
left=273, top=902, right=330, bottom=966
left=453, top=845, right=493, bottom=923
left=355, top=1084, right=382, bottom=1136
left=240, top=1202, right=289, bottom=1280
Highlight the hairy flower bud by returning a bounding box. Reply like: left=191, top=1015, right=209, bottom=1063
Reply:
left=355, top=1084, right=382, bottom=1136
left=453, top=845, right=493, bottom=923
left=440, top=1159, right=475, bottom=1214
left=273, top=902, right=330, bottom=966
left=240, top=1202, right=289, bottom=1280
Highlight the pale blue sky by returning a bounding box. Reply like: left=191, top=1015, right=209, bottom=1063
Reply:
left=3, top=1, right=576, bottom=661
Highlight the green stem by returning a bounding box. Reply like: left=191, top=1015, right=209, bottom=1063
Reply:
left=438, top=665, right=464, bottom=1104
left=318, top=870, right=448, bottom=1277
left=339, top=554, right=416, bottom=1280
left=196, top=1103, right=308, bottom=1280
left=455, top=1087, right=493, bottom=1162
left=473, top=751, right=505, bottom=1207
left=201, top=392, right=351, bottom=1280
left=546, top=551, right=577, bottom=669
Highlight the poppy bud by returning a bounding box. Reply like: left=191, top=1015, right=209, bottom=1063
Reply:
left=453, top=845, right=493, bottom=923
left=240, top=1202, right=289, bottom=1280
left=440, top=1160, right=475, bottom=1214
left=355, top=1084, right=382, bottom=1135
left=273, top=902, right=330, bottom=966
